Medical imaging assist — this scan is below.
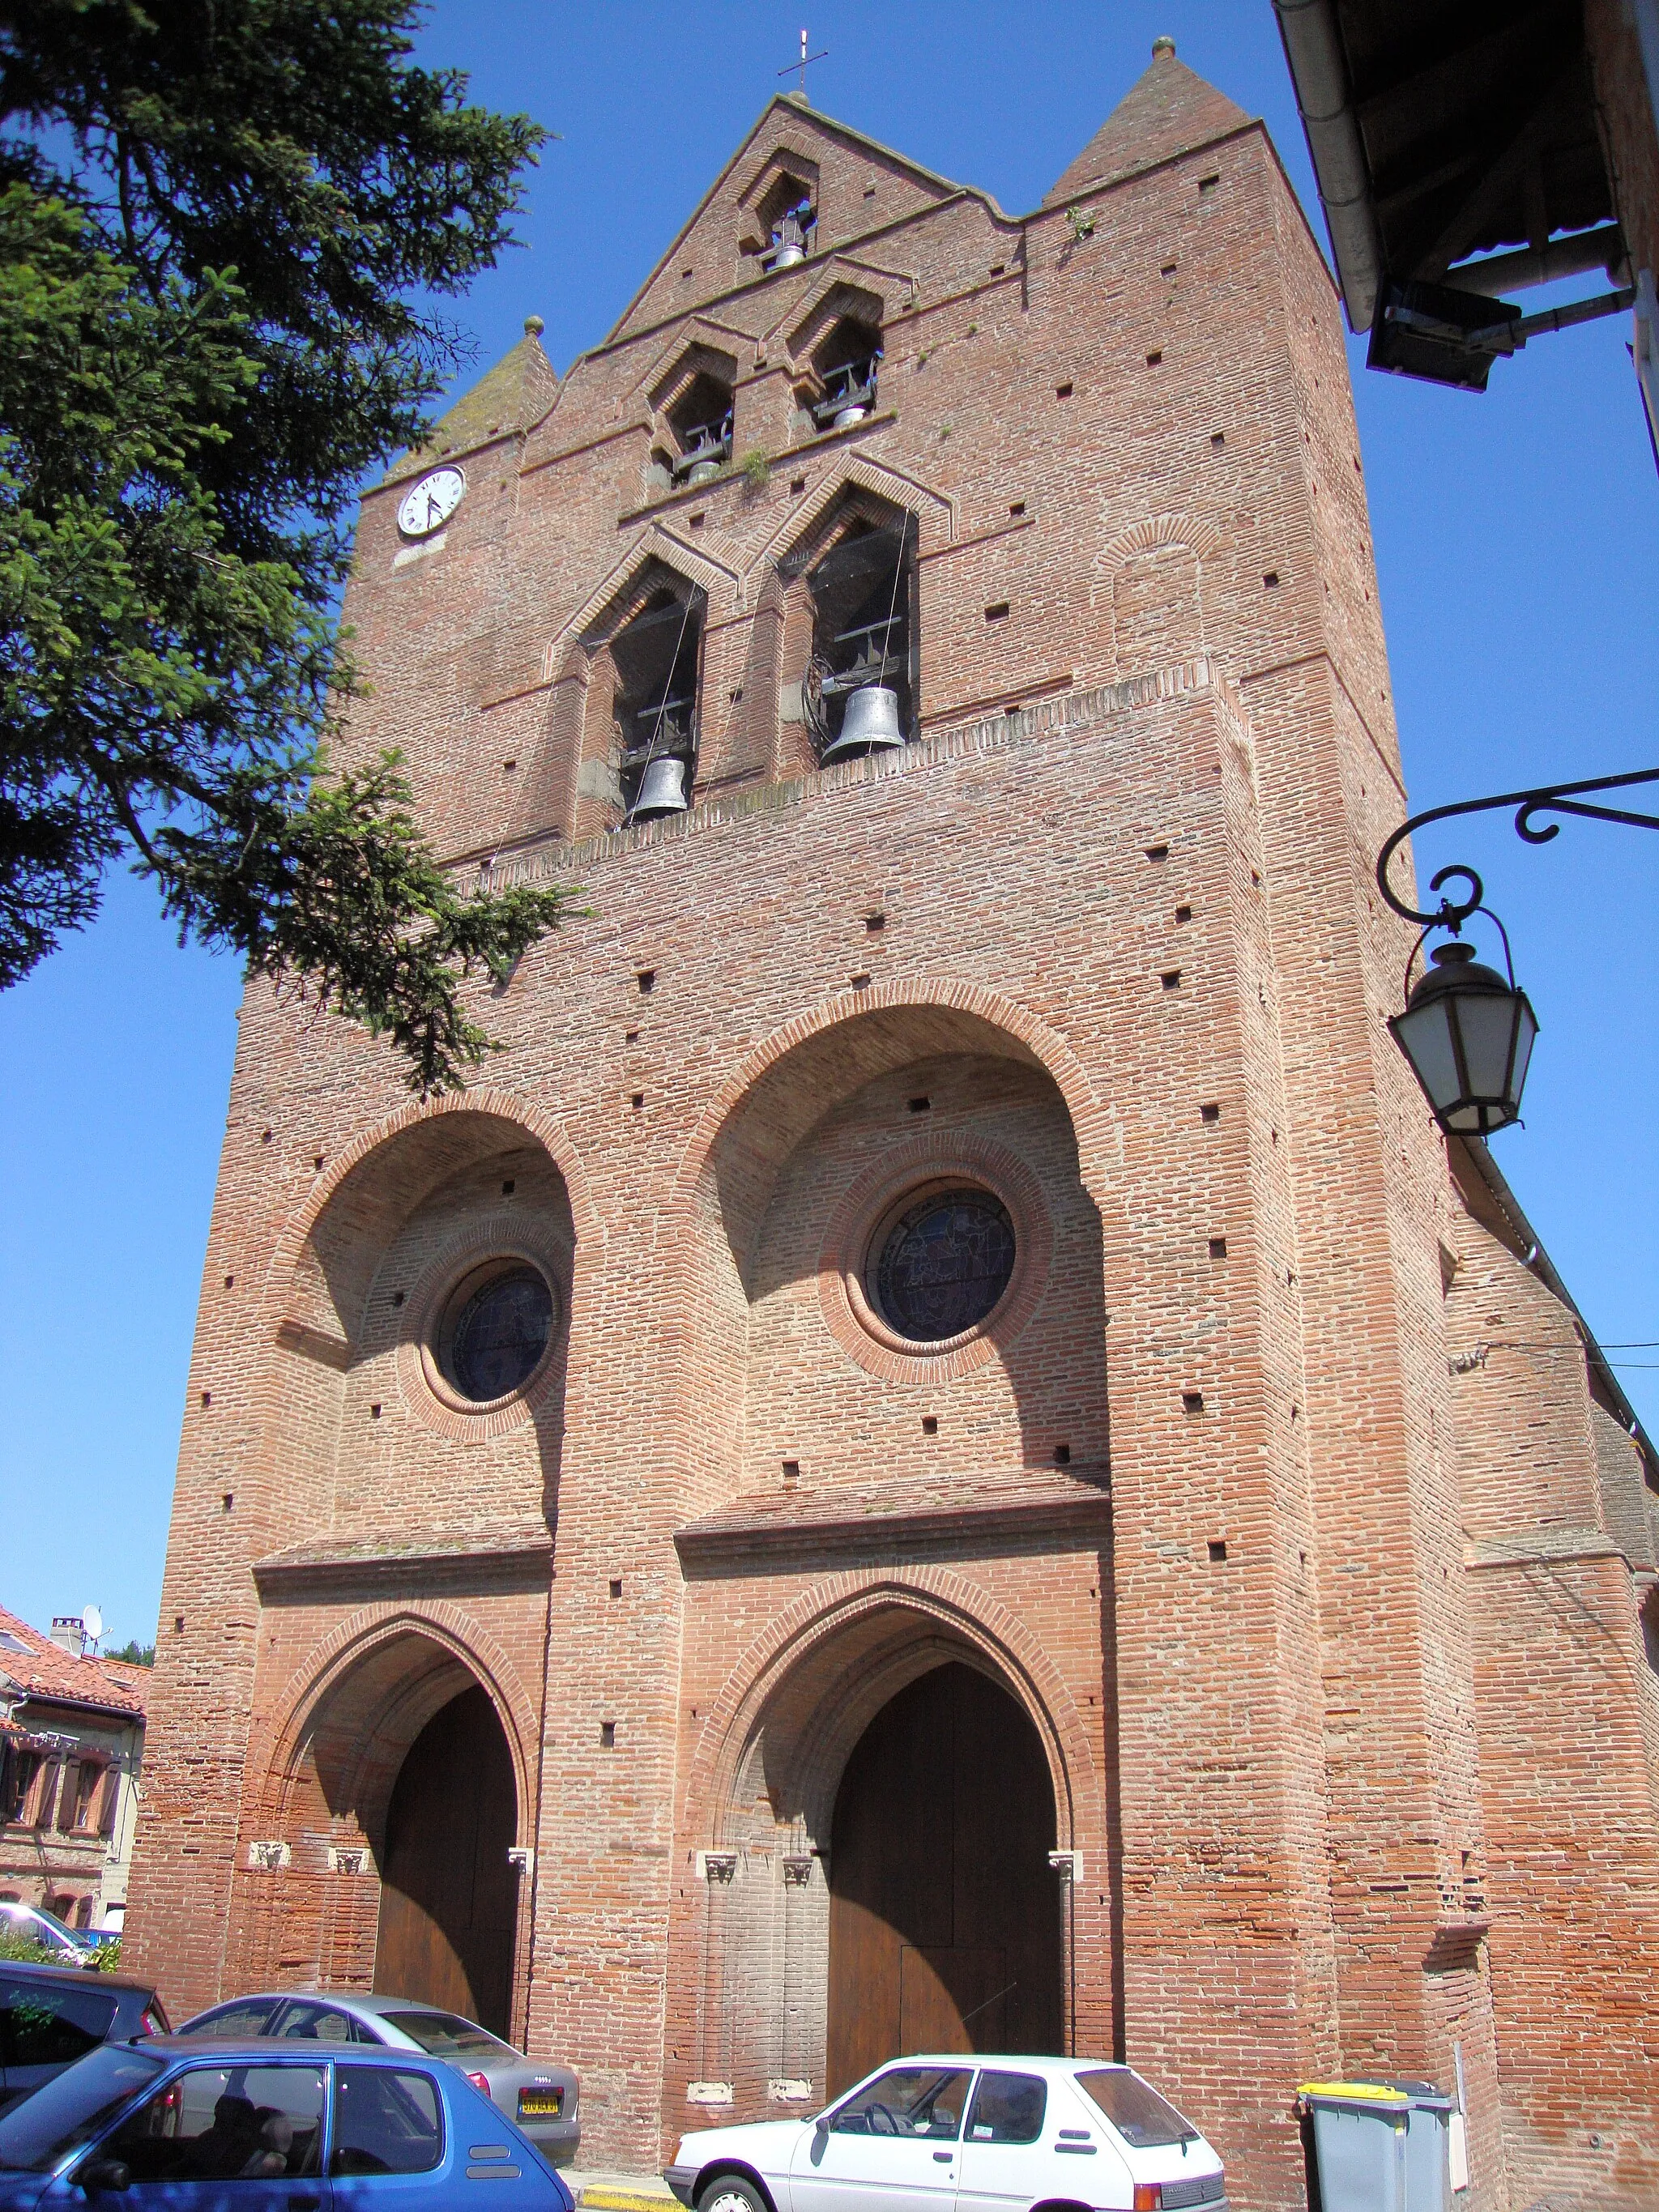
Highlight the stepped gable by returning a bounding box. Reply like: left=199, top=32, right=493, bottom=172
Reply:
left=384, top=319, right=560, bottom=484
left=1044, top=37, right=1253, bottom=207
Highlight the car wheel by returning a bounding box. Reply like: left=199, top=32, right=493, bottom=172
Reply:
left=697, top=2176, right=768, bottom=2212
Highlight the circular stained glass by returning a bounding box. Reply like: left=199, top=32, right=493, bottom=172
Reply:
left=872, top=1187, right=1017, bottom=1344
left=445, top=1266, right=553, bottom=1402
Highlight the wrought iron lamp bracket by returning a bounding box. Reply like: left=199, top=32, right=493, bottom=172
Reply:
left=1376, top=766, right=1659, bottom=931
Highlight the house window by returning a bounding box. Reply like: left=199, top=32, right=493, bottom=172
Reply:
left=612, top=583, right=706, bottom=820
left=803, top=516, right=916, bottom=756
left=70, top=1762, right=106, bottom=1834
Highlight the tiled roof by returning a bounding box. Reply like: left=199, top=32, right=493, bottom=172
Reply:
left=0, top=1605, right=148, bottom=1720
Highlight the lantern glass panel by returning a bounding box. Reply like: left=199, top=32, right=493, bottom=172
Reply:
left=1509, top=999, right=1538, bottom=1102
left=1456, top=991, right=1523, bottom=1102
left=1394, top=996, right=1461, bottom=1113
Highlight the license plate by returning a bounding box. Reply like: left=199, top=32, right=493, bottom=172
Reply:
left=518, top=2090, right=563, bottom=2119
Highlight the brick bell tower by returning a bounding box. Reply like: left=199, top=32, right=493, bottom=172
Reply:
left=126, top=41, right=1659, bottom=2212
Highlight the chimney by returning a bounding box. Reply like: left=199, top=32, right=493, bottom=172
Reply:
left=49, top=1615, right=83, bottom=1654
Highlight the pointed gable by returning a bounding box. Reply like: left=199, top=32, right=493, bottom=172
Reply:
left=1044, top=38, right=1253, bottom=207
left=386, top=321, right=561, bottom=484
left=606, top=96, right=965, bottom=345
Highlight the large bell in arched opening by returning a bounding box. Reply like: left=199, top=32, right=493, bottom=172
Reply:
left=626, top=755, right=690, bottom=823
left=821, top=684, right=905, bottom=763
left=831, top=403, right=869, bottom=430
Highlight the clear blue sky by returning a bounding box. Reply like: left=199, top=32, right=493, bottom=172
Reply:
left=2, top=2, right=1655, bottom=1650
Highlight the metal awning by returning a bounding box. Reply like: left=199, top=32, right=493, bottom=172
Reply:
left=1273, top=0, right=1631, bottom=385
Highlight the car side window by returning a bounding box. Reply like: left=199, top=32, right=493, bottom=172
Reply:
left=331, top=2067, right=444, bottom=2176
left=103, top=2064, right=325, bottom=2182
left=177, top=1998, right=279, bottom=2038
left=0, top=1976, right=118, bottom=2069
left=272, top=2001, right=375, bottom=2044
left=966, top=2073, right=1047, bottom=2144
left=830, top=2067, right=973, bottom=2141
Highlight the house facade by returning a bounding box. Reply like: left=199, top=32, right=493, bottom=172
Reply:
left=124, top=47, right=1659, bottom=2212
left=0, top=1607, right=148, bottom=1934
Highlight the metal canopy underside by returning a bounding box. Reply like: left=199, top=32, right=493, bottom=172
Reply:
left=1277, top=0, right=1617, bottom=335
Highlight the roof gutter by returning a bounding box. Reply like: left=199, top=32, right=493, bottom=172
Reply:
left=1272, top=0, right=1384, bottom=330
left=1459, top=1136, right=1658, bottom=1481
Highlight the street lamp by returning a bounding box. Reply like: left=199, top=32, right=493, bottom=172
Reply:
left=1375, top=765, right=1659, bottom=1137
left=1389, top=931, right=1537, bottom=1136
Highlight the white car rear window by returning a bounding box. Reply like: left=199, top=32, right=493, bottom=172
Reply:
left=1076, top=2069, right=1199, bottom=2149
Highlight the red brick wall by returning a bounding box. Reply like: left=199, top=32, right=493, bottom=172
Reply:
left=125, top=68, right=1659, bottom=2212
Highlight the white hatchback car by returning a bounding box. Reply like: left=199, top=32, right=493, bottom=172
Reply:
left=664, top=2055, right=1226, bottom=2212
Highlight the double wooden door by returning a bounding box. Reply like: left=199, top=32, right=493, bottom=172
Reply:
left=373, top=1685, right=517, bottom=2035
left=826, top=1661, right=1062, bottom=2094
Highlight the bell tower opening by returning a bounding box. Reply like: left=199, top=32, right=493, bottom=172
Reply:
left=803, top=513, right=916, bottom=762
left=826, top=1660, right=1062, bottom=2095
left=373, top=1684, right=518, bottom=2035
left=667, top=372, right=734, bottom=487
left=808, top=317, right=882, bottom=433
left=611, top=580, right=706, bottom=823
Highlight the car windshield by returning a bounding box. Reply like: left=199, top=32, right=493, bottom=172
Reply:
left=379, top=2011, right=512, bottom=2061
left=1077, top=2069, right=1200, bottom=2148
left=0, top=2044, right=166, bottom=2172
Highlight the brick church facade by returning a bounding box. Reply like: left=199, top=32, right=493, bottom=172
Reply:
left=126, top=46, right=1659, bottom=2212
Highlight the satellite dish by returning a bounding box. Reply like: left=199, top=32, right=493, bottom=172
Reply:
left=81, top=1605, right=104, bottom=1647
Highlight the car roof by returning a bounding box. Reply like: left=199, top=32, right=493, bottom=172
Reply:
left=146, top=2035, right=448, bottom=2065
left=197, top=1991, right=485, bottom=2024
left=0, top=1955, right=158, bottom=1998
left=887, top=2056, right=1122, bottom=2077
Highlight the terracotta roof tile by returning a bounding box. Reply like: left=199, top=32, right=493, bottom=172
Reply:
left=0, top=1605, right=148, bottom=1720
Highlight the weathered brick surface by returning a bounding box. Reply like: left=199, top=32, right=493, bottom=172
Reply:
left=124, top=50, right=1659, bottom=2212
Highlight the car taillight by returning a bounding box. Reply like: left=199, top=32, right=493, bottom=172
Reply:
left=466, top=2072, right=493, bottom=2097
left=1132, top=2189, right=1162, bottom=2212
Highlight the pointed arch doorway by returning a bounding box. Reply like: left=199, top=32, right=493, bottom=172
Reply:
left=373, top=1684, right=518, bottom=2034
left=826, top=1661, right=1062, bottom=2093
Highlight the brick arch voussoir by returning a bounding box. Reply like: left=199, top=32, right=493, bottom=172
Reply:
left=1094, top=509, right=1222, bottom=578
left=260, top=1087, right=602, bottom=1336
left=744, top=453, right=955, bottom=589
left=666, top=979, right=1113, bottom=1228
left=549, top=527, right=744, bottom=666
left=684, top=1566, right=1097, bottom=1852
left=250, top=1600, right=540, bottom=1848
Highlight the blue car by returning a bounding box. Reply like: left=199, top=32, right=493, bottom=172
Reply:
left=0, top=2037, right=575, bottom=2211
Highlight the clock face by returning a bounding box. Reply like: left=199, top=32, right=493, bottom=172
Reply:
left=396, top=466, right=466, bottom=539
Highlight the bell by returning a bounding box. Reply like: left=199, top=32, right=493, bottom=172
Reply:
left=684, top=456, right=722, bottom=486
left=821, top=684, right=904, bottom=762
left=626, top=756, right=690, bottom=823
left=831, top=403, right=869, bottom=430
left=771, top=240, right=806, bottom=268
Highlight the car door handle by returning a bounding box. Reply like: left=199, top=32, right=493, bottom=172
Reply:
left=289, top=2196, right=322, bottom=2208
left=933, top=2153, right=953, bottom=2164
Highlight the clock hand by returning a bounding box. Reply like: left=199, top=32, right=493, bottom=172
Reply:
left=425, top=492, right=441, bottom=526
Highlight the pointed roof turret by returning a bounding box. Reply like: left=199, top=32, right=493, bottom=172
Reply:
left=1043, top=36, right=1252, bottom=207
left=385, top=317, right=560, bottom=484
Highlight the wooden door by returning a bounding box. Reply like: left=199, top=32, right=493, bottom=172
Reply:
left=826, top=1662, right=1060, bottom=2094
left=373, top=1685, right=518, bottom=2035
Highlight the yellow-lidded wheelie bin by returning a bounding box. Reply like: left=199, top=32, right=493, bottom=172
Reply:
left=1298, top=2082, right=1410, bottom=2212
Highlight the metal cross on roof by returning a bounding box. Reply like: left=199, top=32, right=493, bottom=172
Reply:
left=778, top=27, right=828, bottom=100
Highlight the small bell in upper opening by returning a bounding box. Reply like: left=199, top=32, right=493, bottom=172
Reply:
left=770, top=211, right=808, bottom=268
left=831, top=403, right=869, bottom=430
left=821, top=684, right=904, bottom=762
left=626, top=756, right=691, bottom=823
left=684, top=456, right=722, bottom=486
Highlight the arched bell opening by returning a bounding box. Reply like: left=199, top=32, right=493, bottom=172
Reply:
left=806, top=314, right=883, bottom=434
left=788, top=497, right=917, bottom=763
left=574, top=562, right=708, bottom=827
left=743, top=167, right=817, bottom=272
left=666, top=371, right=735, bottom=488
